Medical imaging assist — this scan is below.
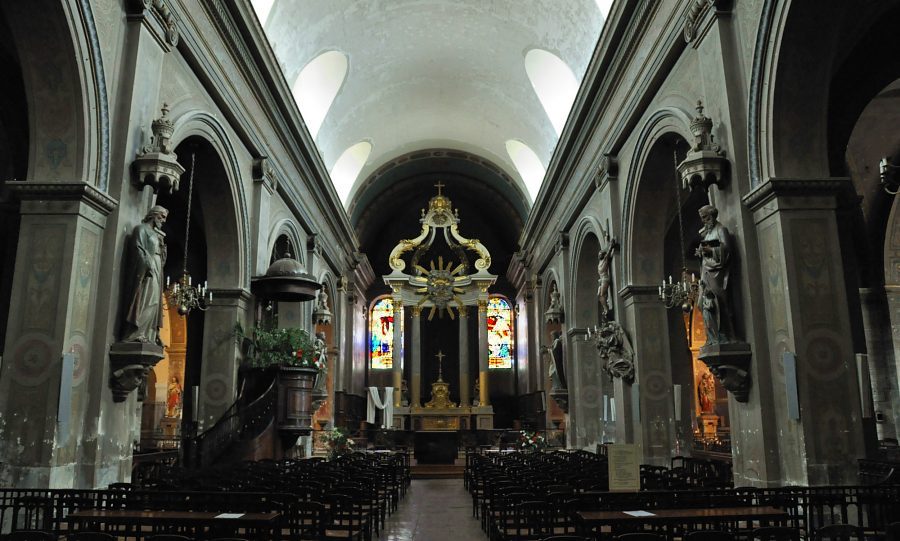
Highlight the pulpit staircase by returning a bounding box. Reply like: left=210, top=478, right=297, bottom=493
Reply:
left=187, top=375, right=278, bottom=468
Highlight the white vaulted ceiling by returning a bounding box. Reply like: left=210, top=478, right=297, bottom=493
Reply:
left=255, top=0, right=606, bottom=208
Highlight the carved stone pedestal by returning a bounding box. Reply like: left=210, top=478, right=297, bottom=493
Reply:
left=108, top=341, right=165, bottom=402
left=698, top=342, right=752, bottom=402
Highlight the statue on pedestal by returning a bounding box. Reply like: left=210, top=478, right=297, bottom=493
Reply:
left=695, top=204, right=734, bottom=345
left=122, top=206, right=168, bottom=345
left=542, top=330, right=567, bottom=392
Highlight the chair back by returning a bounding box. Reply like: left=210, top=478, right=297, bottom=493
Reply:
left=814, top=524, right=865, bottom=540
left=887, top=522, right=900, bottom=541
left=68, top=533, right=117, bottom=541
left=540, top=536, right=588, bottom=541
left=6, top=531, right=56, bottom=541
left=685, top=531, right=735, bottom=541
left=752, top=526, right=802, bottom=540
left=12, top=496, right=53, bottom=531
left=146, top=536, right=194, bottom=541
left=615, top=534, right=664, bottom=540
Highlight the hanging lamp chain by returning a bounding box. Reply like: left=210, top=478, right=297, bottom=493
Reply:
left=182, top=152, right=195, bottom=274
left=674, top=150, right=687, bottom=271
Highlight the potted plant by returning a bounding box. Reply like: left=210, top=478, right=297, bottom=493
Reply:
left=518, top=429, right=547, bottom=452
left=321, top=427, right=355, bottom=460
left=235, top=323, right=325, bottom=438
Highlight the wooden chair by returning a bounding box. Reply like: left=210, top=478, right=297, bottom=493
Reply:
left=12, top=496, right=53, bottom=532
left=67, top=533, right=117, bottom=541
left=4, top=531, right=56, bottom=541
left=615, top=534, right=664, bottom=541
left=888, top=522, right=900, bottom=541
left=684, top=531, right=735, bottom=541
left=540, top=537, right=588, bottom=541
left=146, top=536, right=194, bottom=541
left=325, top=492, right=369, bottom=541
left=751, top=526, right=802, bottom=540
left=284, top=500, right=327, bottom=541
left=813, top=524, right=865, bottom=540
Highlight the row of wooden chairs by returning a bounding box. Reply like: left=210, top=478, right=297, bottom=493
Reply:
left=3, top=534, right=249, bottom=541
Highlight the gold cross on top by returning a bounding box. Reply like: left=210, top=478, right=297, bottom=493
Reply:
left=434, top=181, right=445, bottom=195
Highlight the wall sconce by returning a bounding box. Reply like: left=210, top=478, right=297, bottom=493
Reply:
left=880, top=157, right=900, bottom=195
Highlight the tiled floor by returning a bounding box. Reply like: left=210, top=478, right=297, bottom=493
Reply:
left=382, top=478, right=487, bottom=540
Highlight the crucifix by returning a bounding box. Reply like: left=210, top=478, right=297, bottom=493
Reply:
left=435, top=350, right=445, bottom=381
left=434, top=181, right=445, bottom=196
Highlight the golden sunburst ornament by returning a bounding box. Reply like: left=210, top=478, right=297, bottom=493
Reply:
left=411, top=256, right=467, bottom=320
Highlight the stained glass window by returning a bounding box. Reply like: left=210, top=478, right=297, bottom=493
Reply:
left=370, top=297, right=399, bottom=370
left=487, top=296, right=513, bottom=369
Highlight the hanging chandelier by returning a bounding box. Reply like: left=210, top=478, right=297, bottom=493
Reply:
left=658, top=150, right=700, bottom=313
left=166, top=152, right=212, bottom=316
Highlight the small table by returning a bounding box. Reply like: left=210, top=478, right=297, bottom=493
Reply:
left=576, top=505, right=789, bottom=539
left=67, top=509, right=282, bottom=540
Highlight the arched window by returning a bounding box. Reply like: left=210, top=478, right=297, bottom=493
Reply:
left=505, top=139, right=545, bottom=200
left=487, top=296, right=514, bottom=369
left=370, top=297, right=401, bottom=370
left=331, top=141, right=372, bottom=204
left=524, top=49, right=578, bottom=135
left=291, top=51, right=349, bottom=139
left=250, top=0, right=275, bottom=27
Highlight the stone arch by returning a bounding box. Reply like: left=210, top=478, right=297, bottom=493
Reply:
left=752, top=1, right=900, bottom=183
left=569, top=216, right=606, bottom=328
left=1, top=0, right=108, bottom=186
left=171, top=110, right=251, bottom=289
left=621, top=107, right=693, bottom=287
left=267, top=219, right=306, bottom=269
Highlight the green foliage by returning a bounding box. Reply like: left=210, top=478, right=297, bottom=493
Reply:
left=235, top=323, right=320, bottom=369
left=321, top=426, right=355, bottom=460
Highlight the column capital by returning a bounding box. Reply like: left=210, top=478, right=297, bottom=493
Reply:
left=412, top=305, right=422, bottom=317
left=8, top=181, right=118, bottom=227
left=477, top=299, right=488, bottom=313
left=619, top=284, right=660, bottom=301
left=459, top=306, right=468, bottom=318
left=743, top=177, right=854, bottom=213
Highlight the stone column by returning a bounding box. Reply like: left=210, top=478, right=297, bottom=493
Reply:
left=0, top=182, right=116, bottom=488
left=411, top=306, right=422, bottom=407
left=477, top=298, right=490, bottom=406
left=860, top=287, right=898, bottom=441
left=620, top=285, right=675, bottom=466
left=199, top=289, right=251, bottom=429
left=744, top=178, right=868, bottom=485
left=392, top=297, right=403, bottom=406
left=459, top=307, right=470, bottom=406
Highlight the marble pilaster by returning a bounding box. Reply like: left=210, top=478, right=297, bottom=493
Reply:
left=458, top=307, right=470, bottom=406
left=0, top=182, right=117, bottom=488
left=860, top=287, right=898, bottom=441
left=620, top=285, right=675, bottom=466
left=744, top=178, right=869, bottom=485
left=392, top=296, right=403, bottom=406
left=411, top=306, right=422, bottom=407
left=199, top=288, right=251, bottom=429
left=477, top=299, right=490, bottom=406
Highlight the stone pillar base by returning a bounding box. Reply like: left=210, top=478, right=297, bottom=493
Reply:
left=108, top=341, right=165, bottom=403
left=699, top=341, right=752, bottom=402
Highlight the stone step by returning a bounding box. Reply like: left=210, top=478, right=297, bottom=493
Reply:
left=410, top=464, right=465, bottom=479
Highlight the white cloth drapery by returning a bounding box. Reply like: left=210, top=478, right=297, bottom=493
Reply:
left=367, top=386, right=394, bottom=429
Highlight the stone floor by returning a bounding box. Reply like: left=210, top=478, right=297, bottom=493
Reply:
left=382, top=478, right=487, bottom=540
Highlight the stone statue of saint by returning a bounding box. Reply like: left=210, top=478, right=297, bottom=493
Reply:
left=548, top=283, right=561, bottom=311
left=695, top=204, right=734, bottom=345
left=313, top=331, right=328, bottom=393
left=122, top=206, right=168, bottom=345
left=597, top=237, right=617, bottom=319
left=543, top=330, right=567, bottom=392
left=317, top=289, right=330, bottom=312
